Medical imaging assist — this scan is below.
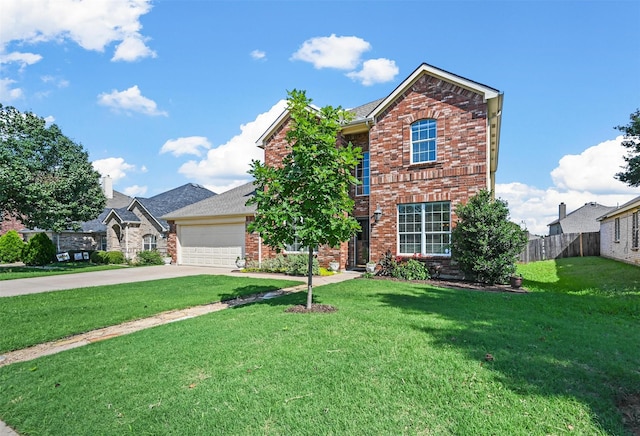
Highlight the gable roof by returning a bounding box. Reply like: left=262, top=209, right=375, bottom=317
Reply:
left=162, top=181, right=256, bottom=220
left=597, top=195, right=640, bottom=221
left=103, top=184, right=216, bottom=230
left=548, top=202, right=617, bottom=233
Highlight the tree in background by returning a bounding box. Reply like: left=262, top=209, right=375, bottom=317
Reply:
left=0, top=104, right=106, bottom=232
left=615, top=109, right=640, bottom=187
left=451, top=190, right=528, bottom=285
left=248, top=90, right=362, bottom=310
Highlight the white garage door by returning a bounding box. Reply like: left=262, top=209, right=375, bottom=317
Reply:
left=179, top=224, right=244, bottom=268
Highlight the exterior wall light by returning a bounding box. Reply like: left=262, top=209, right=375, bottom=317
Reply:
left=373, top=205, right=383, bottom=223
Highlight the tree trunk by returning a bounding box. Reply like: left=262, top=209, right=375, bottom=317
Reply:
left=306, top=247, right=314, bottom=310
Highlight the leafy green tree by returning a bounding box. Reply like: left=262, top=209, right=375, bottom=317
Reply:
left=451, top=190, right=528, bottom=285
left=22, top=232, right=56, bottom=266
left=615, top=109, right=640, bottom=187
left=0, top=104, right=106, bottom=232
left=248, top=90, right=361, bottom=309
left=0, top=230, right=25, bottom=263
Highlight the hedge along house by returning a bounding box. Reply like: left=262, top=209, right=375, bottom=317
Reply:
left=253, top=62, right=503, bottom=270
left=163, top=63, right=503, bottom=270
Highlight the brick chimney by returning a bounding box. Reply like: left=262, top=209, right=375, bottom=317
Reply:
left=102, top=176, right=113, bottom=199
left=559, top=202, right=566, bottom=220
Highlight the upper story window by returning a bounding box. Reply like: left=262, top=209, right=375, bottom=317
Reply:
left=143, top=234, right=157, bottom=251
left=398, top=202, right=451, bottom=256
left=411, top=119, right=437, bottom=164
left=355, top=151, right=370, bottom=196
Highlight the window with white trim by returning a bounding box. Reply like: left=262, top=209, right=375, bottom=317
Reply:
left=411, top=119, right=437, bottom=164
left=614, top=217, right=620, bottom=242
left=632, top=212, right=639, bottom=250
left=355, top=151, right=370, bottom=196
left=143, top=234, right=157, bottom=251
left=398, top=202, right=451, bottom=255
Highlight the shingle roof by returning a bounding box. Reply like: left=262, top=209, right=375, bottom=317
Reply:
left=80, top=190, right=132, bottom=232
left=162, top=181, right=256, bottom=219
left=548, top=202, right=616, bottom=233
left=347, top=98, right=385, bottom=121
left=136, top=183, right=217, bottom=227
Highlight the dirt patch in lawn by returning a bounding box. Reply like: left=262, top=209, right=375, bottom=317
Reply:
left=617, top=392, right=640, bottom=436
left=285, top=304, right=338, bottom=313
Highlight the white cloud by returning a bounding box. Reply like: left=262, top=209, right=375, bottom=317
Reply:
left=92, top=157, right=136, bottom=182
left=43, top=115, right=55, bottom=125
left=123, top=185, right=148, bottom=197
left=250, top=50, right=266, bottom=61
left=0, top=78, right=23, bottom=101
left=0, top=0, right=155, bottom=62
left=291, top=34, right=371, bottom=70
left=112, top=34, right=157, bottom=62
left=346, top=58, right=399, bottom=86
left=41, top=75, right=69, bottom=88
left=177, top=100, right=287, bottom=193
left=0, top=52, right=42, bottom=70
left=97, top=85, right=167, bottom=116
left=496, top=136, right=639, bottom=235
left=160, top=136, right=212, bottom=157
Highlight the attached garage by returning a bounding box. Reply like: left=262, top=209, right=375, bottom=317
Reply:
left=161, top=182, right=256, bottom=268
left=178, top=222, right=245, bottom=267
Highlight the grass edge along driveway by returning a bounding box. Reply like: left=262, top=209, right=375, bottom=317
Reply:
left=0, top=257, right=638, bottom=435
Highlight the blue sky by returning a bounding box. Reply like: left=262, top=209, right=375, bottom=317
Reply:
left=1, top=0, right=639, bottom=235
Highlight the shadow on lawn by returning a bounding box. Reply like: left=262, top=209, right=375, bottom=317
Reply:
left=377, top=284, right=640, bottom=435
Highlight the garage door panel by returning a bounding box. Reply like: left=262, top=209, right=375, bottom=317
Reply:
left=179, top=224, right=244, bottom=268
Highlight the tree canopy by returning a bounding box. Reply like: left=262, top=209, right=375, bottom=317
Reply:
left=615, top=109, right=640, bottom=187
left=451, top=190, right=528, bottom=285
left=0, top=104, right=106, bottom=232
left=247, top=89, right=361, bottom=309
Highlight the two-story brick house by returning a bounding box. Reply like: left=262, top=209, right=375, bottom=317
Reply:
left=165, top=63, right=503, bottom=271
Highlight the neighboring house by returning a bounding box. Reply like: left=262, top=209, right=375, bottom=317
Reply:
left=598, top=195, right=640, bottom=266
left=548, top=202, right=615, bottom=235
left=103, top=183, right=216, bottom=260
left=165, top=62, right=504, bottom=270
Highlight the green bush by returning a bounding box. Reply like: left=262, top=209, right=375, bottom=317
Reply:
left=136, top=250, right=164, bottom=266
left=22, top=233, right=56, bottom=266
left=90, top=251, right=108, bottom=264
left=246, top=255, right=288, bottom=273
left=451, top=190, right=528, bottom=284
left=285, top=253, right=319, bottom=276
left=0, top=230, right=25, bottom=263
left=392, top=259, right=430, bottom=281
left=105, top=251, right=126, bottom=265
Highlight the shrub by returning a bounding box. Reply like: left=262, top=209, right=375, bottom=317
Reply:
left=392, top=259, right=430, bottom=281
left=285, top=254, right=319, bottom=276
left=376, top=250, right=397, bottom=277
left=105, top=251, right=126, bottom=265
left=90, top=250, right=108, bottom=264
left=136, top=250, right=164, bottom=266
left=0, top=230, right=25, bottom=263
left=246, top=255, right=288, bottom=273
left=22, top=233, right=56, bottom=266
left=451, top=190, right=528, bottom=284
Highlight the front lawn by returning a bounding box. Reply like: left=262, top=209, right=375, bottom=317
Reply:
left=0, top=257, right=638, bottom=435
left=0, top=263, right=127, bottom=281
left=0, top=275, right=301, bottom=353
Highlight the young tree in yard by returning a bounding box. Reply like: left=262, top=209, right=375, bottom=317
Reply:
left=0, top=104, right=106, bottom=232
left=615, top=109, right=640, bottom=187
left=247, top=90, right=362, bottom=310
left=451, top=190, right=528, bottom=285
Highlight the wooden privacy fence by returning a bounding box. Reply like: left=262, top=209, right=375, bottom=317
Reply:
left=518, top=232, right=600, bottom=263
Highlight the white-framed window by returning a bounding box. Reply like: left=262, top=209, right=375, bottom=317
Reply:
left=411, top=119, right=437, bottom=164
left=614, top=217, right=620, bottom=242
left=143, top=234, right=157, bottom=251
left=99, top=235, right=107, bottom=251
left=632, top=212, right=639, bottom=250
left=398, top=202, right=451, bottom=256
left=355, top=151, right=370, bottom=196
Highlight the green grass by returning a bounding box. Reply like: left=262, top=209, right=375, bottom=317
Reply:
left=0, top=275, right=301, bottom=353
left=0, top=263, right=127, bottom=280
left=0, top=257, right=639, bottom=435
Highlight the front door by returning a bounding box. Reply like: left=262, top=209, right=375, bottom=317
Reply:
left=355, top=218, right=370, bottom=266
